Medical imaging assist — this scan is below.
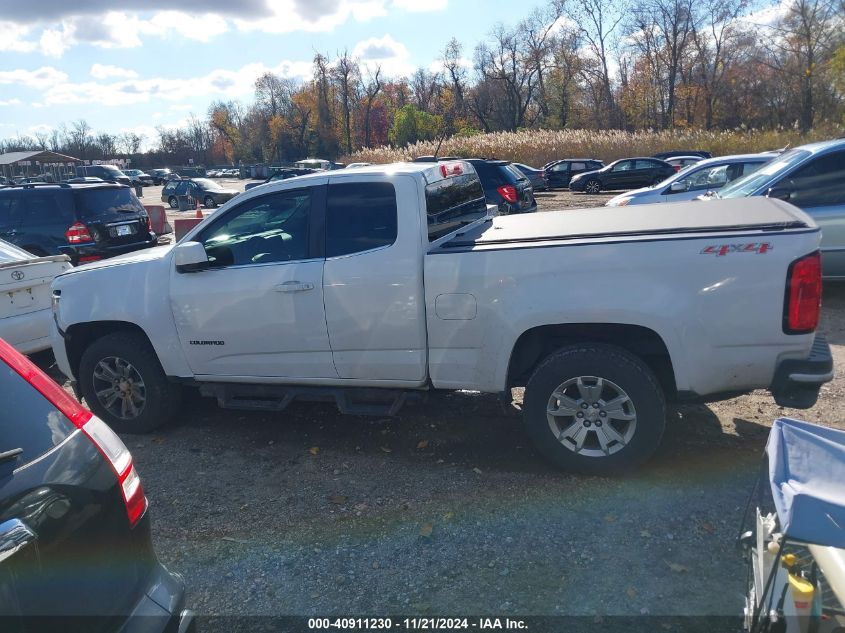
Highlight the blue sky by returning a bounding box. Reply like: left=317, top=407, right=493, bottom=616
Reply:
left=0, top=0, right=546, bottom=148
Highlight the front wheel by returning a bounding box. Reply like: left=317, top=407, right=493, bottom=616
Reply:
left=79, top=331, right=182, bottom=434
left=584, top=179, right=601, bottom=194
left=523, top=344, right=666, bottom=474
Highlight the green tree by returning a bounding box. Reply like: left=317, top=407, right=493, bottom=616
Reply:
left=388, top=104, right=443, bottom=147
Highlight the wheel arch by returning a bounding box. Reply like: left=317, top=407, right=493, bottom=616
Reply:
left=65, top=321, right=154, bottom=381
left=506, top=323, right=677, bottom=399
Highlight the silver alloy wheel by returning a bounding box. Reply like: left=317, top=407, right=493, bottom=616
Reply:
left=546, top=376, right=637, bottom=457
left=92, top=356, right=147, bottom=420
left=585, top=180, right=600, bottom=194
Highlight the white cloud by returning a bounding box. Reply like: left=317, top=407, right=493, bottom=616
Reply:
left=352, top=34, right=414, bottom=77
left=0, top=98, right=23, bottom=106
left=90, top=64, right=140, bottom=80
left=391, top=0, right=447, bottom=11
left=0, top=67, right=68, bottom=89
left=28, top=123, right=53, bottom=134
left=32, top=60, right=312, bottom=108
left=235, top=0, right=386, bottom=34
left=0, top=21, right=37, bottom=53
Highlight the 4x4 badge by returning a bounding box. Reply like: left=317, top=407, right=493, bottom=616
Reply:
left=11, top=270, right=24, bottom=281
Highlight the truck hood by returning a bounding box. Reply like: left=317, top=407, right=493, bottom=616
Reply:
left=58, top=244, right=174, bottom=277
left=442, top=197, right=816, bottom=248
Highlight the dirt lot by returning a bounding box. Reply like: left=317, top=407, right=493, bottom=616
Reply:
left=107, top=180, right=844, bottom=628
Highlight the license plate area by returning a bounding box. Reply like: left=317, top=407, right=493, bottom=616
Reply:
left=109, top=224, right=136, bottom=237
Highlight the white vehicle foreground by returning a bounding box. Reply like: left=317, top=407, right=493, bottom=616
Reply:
left=50, top=161, right=834, bottom=473
left=0, top=240, right=71, bottom=354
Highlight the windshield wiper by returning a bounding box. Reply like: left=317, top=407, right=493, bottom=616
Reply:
left=0, top=448, right=23, bottom=465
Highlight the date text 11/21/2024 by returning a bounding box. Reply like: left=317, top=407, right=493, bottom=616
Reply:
left=307, top=618, right=528, bottom=630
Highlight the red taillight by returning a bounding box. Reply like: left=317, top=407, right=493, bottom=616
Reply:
left=440, top=162, right=464, bottom=178
left=784, top=251, right=822, bottom=334
left=65, top=222, right=93, bottom=244
left=0, top=339, right=147, bottom=527
left=497, top=185, right=518, bottom=203
left=673, top=165, right=681, bottom=172
left=78, top=255, right=102, bottom=263
left=540, top=171, right=546, bottom=178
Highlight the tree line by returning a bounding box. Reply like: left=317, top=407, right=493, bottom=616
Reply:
left=2, top=0, right=843, bottom=167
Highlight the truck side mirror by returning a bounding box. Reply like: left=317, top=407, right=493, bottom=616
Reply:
left=767, top=187, right=792, bottom=201
left=174, top=241, right=209, bottom=273
left=669, top=181, right=688, bottom=193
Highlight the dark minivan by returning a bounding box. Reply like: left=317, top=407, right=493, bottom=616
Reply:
left=0, top=183, right=157, bottom=265
left=464, top=159, right=536, bottom=214
left=0, top=338, right=192, bottom=631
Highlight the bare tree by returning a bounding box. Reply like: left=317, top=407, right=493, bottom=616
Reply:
left=361, top=65, right=383, bottom=148
left=332, top=50, right=360, bottom=155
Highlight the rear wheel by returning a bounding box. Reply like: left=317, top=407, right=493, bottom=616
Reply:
left=523, top=344, right=666, bottom=474
left=203, top=196, right=216, bottom=208
left=584, top=179, right=601, bottom=194
left=79, top=331, right=181, bottom=434
left=168, top=196, right=178, bottom=209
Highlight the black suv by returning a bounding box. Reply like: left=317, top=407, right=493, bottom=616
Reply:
left=0, top=183, right=156, bottom=265
left=465, top=159, right=537, bottom=214
left=0, top=338, right=193, bottom=631
left=543, top=159, right=605, bottom=189
left=74, top=165, right=131, bottom=186
left=569, top=157, right=675, bottom=193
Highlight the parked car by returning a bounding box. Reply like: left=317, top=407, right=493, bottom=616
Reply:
left=605, top=153, right=776, bottom=207
left=51, top=162, right=831, bottom=474
left=543, top=159, right=605, bottom=189
left=569, top=158, right=675, bottom=193
left=665, top=155, right=703, bottom=172
left=123, top=169, right=154, bottom=186
left=652, top=150, right=712, bottom=160
left=75, top=165, right=131, bottom=186
left=244, top=168, right=319, bottom=191
left=148, top=168, right=175, bottom=185
left=0, top=239, right=71, bottom=354
left=162, top=178, right=238, bottom=209
left=511, top=163, right=549, bottom=192
left=464, top=159, right=537, bottom=214
left=0, top=182, right=156, bottom=265
left=701, top=138, right=845, bottom=279
left=0, top=337, right=193, bottom=629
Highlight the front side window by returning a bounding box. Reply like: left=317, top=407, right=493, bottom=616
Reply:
left=775, top=151, right=845, bottom=208
left=612, top=161, right=632, bottom=172
left=199, top=189, right=311, bottom=267
left=678, top=164, right=731, bottom=192
left=326, top=182, right=397, bottom=257
left=569, top=162, right=586, bottom=171
left=551, top=163, right=569, bottom=173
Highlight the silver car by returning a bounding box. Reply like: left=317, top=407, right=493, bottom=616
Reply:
left=605, top=153, right=776, bottom=207
left=704, top=138, right=845, bottom=280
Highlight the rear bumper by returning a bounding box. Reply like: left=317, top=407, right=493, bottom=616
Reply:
left=117, top=564, right=193, bottom=633
left=58, top=236, right=158, bottom=265
left=769, top=334, right=834, bottom=408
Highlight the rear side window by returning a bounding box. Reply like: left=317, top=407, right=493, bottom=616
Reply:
left=72, top=188, right=144, bottom=219
left=635, top=159, right=659, bottom=170
left=0, top=362, right=76, bottom=467
left=21, top=193, right=75, bottom=227
left=569, top=162, right=586, bottom=171
left=326, top=182, right=398, bottom=257
left=425, top=173, right=487, bottom=241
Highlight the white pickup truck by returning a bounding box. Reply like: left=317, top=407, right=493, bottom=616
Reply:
left=50, top=161, right=833, bottom=473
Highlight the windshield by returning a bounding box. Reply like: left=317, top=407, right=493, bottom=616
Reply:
left=717, top=149, right=810, bottom=198
left=194, top=178, right=222, bottom=190
left=73, top=187, right=145, bottom=217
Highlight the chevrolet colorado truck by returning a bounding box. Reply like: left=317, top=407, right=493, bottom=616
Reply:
left=49, top=161, right=833, bottom=473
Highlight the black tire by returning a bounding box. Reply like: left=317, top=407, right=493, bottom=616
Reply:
left=584, top=179, right=601, bottom=194
left=651, top=178, right=662, bottom=186
left=168, top=196, right=179, bottom=209
left=523, top=344, right=666, bottom=474
left=203, top=196, right=216, bottom=208
left=79, top=331, right=182, bottom=434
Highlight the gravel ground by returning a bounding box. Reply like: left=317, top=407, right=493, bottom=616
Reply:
left=106, top=180, right=844, bottom=628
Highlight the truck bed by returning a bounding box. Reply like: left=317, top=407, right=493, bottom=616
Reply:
left=437, top=198, right=813, bottom=251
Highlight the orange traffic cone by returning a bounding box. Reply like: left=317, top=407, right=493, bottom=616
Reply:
left=195, top=197, right=203, bottom=219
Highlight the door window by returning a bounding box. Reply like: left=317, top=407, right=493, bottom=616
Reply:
left=198, top=189, right=312, bottom=267
left=569, top=162, right=586, bottom=172
left=551, top=163, right=570, bottom=172
left=677, top=164, right=731, bottom=192
left=612, top=161, right=633, bottom=172
left=778, top=152, right=845, bottom=207
left=635, top=159, right=658, bottom=170
left=326, top=182, right=397, bottom=257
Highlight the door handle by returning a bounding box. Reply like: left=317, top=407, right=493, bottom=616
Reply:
left=274, top=281, right=314, bottom=293
left=0, top=519, right=36, bottom=565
